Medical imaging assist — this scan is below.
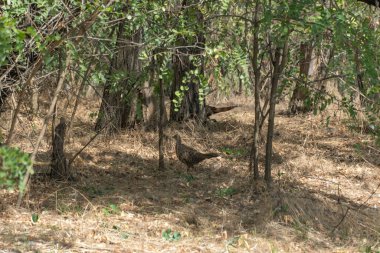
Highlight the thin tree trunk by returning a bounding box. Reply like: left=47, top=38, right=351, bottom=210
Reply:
left=249, top=0, right=261, bottom=181
left=31, top=82, right=39, bottom=114
left=158, top=78, right=165, bottom=170
left=67, top=61, right=94, bottom=137
left=17, top=52, right=72, bottom=207
left=265, top=39, right=289, bottom=183
left=6, top=2, right=111, bottom=145
left=354, top=48, right=366, bottom=107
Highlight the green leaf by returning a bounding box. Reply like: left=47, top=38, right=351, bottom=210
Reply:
left=31, top=213, right=39, bottom=223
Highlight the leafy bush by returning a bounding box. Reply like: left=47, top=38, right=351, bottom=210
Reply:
left=0, top=146, right=32, bottom=192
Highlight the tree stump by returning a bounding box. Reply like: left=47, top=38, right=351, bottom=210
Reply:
left=51, top=117, right=69, bottom=179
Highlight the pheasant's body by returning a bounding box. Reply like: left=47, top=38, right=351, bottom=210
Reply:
left=205, top=105, right=238, bottom=118
left=174, top=135, right=218, bottom=171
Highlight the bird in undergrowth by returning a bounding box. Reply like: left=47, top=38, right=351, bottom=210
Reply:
left=173, top=134, right=219, bottom=173
left=205, top=105, right=238, bottom=118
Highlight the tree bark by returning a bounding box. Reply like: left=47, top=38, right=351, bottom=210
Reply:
left=289, top=42, right=315, bottom=113
left=0, top=87, right=11, bottom=114
left=249, top=0, right=261, bottom=181
left=51, top=117, right=69, bottom=179
left=17, top=52, right=72, bottom=207
left=170, top=2, right=206, bottom=122
left=95, top=21, right=142, bottom=132
left=158, top=78, right=165, bottom=170
left=265, top=39, right=289, bottom=183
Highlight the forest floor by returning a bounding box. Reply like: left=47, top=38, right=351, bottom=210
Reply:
left=0, top=97, right=380, bottom=253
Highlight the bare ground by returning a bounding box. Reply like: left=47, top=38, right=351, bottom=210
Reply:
left=0, top=98, right=379, bottom=253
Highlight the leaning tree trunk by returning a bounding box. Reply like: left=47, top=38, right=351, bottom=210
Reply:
left=170, top=2, right=206, bottom=122
left=95, top=21, right=142, bottom=132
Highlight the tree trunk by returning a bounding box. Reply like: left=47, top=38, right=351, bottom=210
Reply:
left=265, top=39, right=289, bottom=183
left=31, top=84, right=39, bottom=115
left=158, top=78, right=165, bottom=170
left=354, top=48, right=366, bottom=107
left=0, top=87, right=11, bottom=114
left=170, top=2, right=206, bottom=122
left=68, top=61, right=94, bottom=137
left=289, top=42, right=316, bottom=113
left=51, top=117, right=69, bottom=179
left=249, top=0, right=261, bottom=181
left=95, top=21, right=142, bottom=132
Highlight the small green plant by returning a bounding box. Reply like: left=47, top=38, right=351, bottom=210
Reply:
left=57, top=203, right=85, bottom=214
left=273, top=203, right=289, bottom=216
left=172, top=85, right=189, bottom=112
left=363, top=245, right=380, bottom=253
left=220, top=147, right=247, bottom=157
left=112, top=225, right=130, bottom=239
left=181, top=173, right=195, bottom=182
left=31, top=213, right=39, bottom=223
left=102, top=203, right=121, bottom=216
left=83, top=186, right=105, bottom=198
left=226, top=236, right=240, bottom=247
left=0, top=145, right=32, bottom=192
left=216, top=187, right=238, bottom=197
left=162, top=229, right=181, bottom=241
left=89, top=111, right=98, bottom=120
left=293, top=221, right=309, bottom=240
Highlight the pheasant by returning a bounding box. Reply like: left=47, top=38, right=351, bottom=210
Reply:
left=205, top=105, right=238, bottom=118
left=173, top=134, right=219, bottom=172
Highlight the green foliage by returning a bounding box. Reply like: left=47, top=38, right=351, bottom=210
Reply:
left=362, top=245, right=380, bottom=253
left=273, top=203, right=289, bottom=217
left=172, top=85, right=189, bottom=112
left=181, top=173, right=195, bottom=183
left=102, top=203, right=121, bottom=216
left=31, top=213, right=39, bottom=223
left=216, top=187, right=238, bottom=197
left=220, top=147, right=247, bottom=157
left=162, top=229, right=181, bottom=242
left=0, top=146, right=32, bottom=192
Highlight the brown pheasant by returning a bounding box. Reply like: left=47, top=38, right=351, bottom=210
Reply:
left=205, top=105, right=238, bottom=118
left=174, top=134, right=219, bottom=172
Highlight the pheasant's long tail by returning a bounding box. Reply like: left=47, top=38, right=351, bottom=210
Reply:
left=204, top=153, right=219, bottom=159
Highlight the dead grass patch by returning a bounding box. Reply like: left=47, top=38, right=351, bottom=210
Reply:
left=0, top=96, right=379, bottom=252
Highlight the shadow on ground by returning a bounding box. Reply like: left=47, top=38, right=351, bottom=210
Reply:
left=1, top=110, right=379, bottom=252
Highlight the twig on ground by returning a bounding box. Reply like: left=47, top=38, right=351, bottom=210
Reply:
left=68, top=119, right=112, bottom=169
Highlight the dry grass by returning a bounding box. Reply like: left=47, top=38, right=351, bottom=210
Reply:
left=0, top=95, right=380, bottom=252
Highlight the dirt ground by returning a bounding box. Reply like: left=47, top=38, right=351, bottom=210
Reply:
left=0, top=97, right=379, bottom=252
